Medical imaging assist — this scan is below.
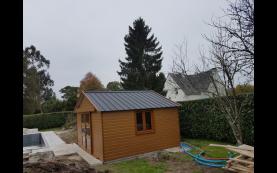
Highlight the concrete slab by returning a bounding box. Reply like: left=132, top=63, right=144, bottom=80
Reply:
left=72, top=143, right=102, bottom=166
left=41, top=131, right=65, bottom=147
left=23, top=128, right=38, bottom=134
left=23, top=130, right=102, bottom=166
left=164, top=146, right=181, bottom=153
left=52, top=144, right=76, bottom=156
left=47, top=142, right=102, bottom=166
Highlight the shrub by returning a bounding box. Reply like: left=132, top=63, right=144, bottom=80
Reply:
left=180, top=94, right=254, bottom=145
left=23, top=112, right=76, bottom=130
left=63, top=112, right=77, bottom=129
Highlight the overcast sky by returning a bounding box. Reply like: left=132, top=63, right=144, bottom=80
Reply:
left=24, top=0, right=228, bottom=98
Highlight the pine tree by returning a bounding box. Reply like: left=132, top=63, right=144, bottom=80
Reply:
left=118, top=17, right=165, bottom=93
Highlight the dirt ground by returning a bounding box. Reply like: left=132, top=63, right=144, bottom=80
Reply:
left=146, top=151, right=230, bottom=173
left=56, top=128, right=77, bottom=144
left=24, top=129, right=100, bottom=173
left=23, top=152, right=99, bottom=173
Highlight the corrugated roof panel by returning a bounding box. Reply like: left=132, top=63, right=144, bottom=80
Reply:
left=124, top=92, right=146, bottom=110
left=139, top=92, right=164, bottom=108
left=100, top=94, right=114, bottom=110
left=130, top=92, right=153, bottom=109
left=84, top=90, right=180, bottom=112
left=106, top=93, right=126, bottom=110
left=110, top=92, right=137, bottom=110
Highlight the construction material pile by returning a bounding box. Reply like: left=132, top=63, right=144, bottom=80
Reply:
left=209, top=144, right=254, bottom=173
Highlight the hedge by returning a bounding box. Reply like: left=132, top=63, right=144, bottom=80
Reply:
left=23, top=111, right=76, bottom=130
left=180, top=94, right=254, bottom=145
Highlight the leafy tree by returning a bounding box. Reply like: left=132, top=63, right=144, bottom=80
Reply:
left=23, top=45, right=54, bottom=114
left=106, top=81, right=123, bottom=91
left=235, top=84, right=254, bottom=94
left=59, top=86, right=79, bottom=110
left=79, top=72, right=104, bottom=95
left=117, top=17, right=165, bottom=94
left=41, top=96, right=64, bottom=113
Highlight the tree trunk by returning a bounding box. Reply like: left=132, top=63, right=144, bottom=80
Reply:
left=226, top=116, right=243, bottom=145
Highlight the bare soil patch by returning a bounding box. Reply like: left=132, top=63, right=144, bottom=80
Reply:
left=56, top=128, right=77, bottom=144
left=23, top=152, right=98, bottom=173
left=146, top=151, right=230, bottom=173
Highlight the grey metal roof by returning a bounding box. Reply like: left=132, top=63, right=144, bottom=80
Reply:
left=84, top=90, right=180, bottom=112
left=168, top=68, right=217, bottom=95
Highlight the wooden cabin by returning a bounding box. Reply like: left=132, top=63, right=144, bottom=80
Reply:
left=74, top=90, right=181, bottom=162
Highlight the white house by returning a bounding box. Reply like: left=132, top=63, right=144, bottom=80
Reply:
left=163, top=68, right=225, bottom=102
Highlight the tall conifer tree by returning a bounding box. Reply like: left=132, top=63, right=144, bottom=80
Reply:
left=118, top=17, right=165, bottom=93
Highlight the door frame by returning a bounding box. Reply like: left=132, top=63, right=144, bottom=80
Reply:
left=89, top=112, right=93, bottom=154
left=80, top=112, right=93, bottom=154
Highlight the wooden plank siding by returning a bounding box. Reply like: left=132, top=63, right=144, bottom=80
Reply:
left=76, top=96, right=94, bottom=152
left=91, top=111, right=103, bottom=160
left=75, top=93, right=180, bottom=162
left=77, top=113, right=82, bottom=147
left=75, top=95, right=96, bottom=113
left=102, top=108, right=180, bottom=161
left=75, top=95, right=103, bottom=160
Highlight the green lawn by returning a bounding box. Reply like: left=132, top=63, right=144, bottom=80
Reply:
left=96, top=158, right=167, bottom=173
left=94, top=138, right=233, bottom=173
left=184, top=138, right=236, bottom=158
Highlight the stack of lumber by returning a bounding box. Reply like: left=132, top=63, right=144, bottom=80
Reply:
left=209, top=144, right=254, bottom=173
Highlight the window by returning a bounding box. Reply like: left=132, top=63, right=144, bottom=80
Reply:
left=175, top=88, right=178, bottom=94
left=81, top=113, right=89, bottom=123
left=136, top=112, right=143, bottom=131
left=145, top=112, right=152, bottom=130
left=135, top=111, right=154, bottom=134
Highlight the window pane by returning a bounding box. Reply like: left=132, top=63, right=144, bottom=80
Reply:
left=85, top=114, right=89, bottom=123
left=136, top=112, right=143, bottom=131
left=81, top=115, right=85, bottom=123
left=145, top=112, right=152, bottom=130
left=81, top=114, right=87, bottom=122
left=82, top=114, right=89, bottom=123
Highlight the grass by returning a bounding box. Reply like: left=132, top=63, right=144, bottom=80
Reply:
left=94, top=138, right=232, bottom=173
left=184, top=138, right=236, bottom=158
left=96, top=158, right=167, bottom=173
left=157, top=151, right=193, bottom=161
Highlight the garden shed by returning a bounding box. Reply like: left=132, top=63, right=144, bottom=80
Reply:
left=74, top=90, right=181, bottom=162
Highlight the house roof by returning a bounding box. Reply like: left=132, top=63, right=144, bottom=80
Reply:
left=168, top=68, right=217, bottom=95
left=83, top=90, right=181, bottom=112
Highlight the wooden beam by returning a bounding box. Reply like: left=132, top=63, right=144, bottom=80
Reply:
left=230, top=158, right=254, bottom=165
left=209, top=144, right=234, bottom=148
left=209, top=144, right=254, bottom=151
left=238, top=144, right=254, bottom=151
left=226, top=148, right=254, bottom=158
left=223, top=166, right=248, bottom=173
left=231, top=165, right=253, bottom=173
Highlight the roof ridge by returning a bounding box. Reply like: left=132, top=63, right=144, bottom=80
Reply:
left=169, top=68, right=216, bottom=77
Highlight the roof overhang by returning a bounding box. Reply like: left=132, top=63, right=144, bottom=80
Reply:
left=74, top=91, right=101, bottom=112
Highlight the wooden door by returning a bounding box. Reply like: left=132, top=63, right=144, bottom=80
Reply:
left=81, top=112, right=92, bottom=154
